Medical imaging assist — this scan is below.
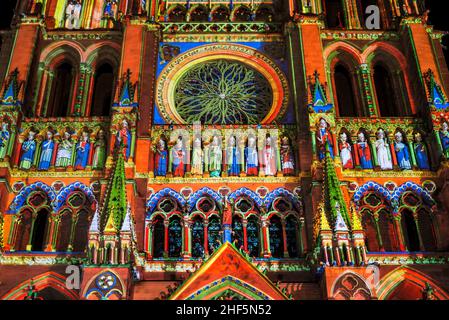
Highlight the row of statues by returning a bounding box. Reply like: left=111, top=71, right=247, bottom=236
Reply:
left=19, top=129, right=107, bottom=171
left=65, top=0, right=120, bottom=30
left=154, top=135, right=295, bottom=178
left=17, top=119, right=133, bottom=171
left=315, top=118, right=432, bottom=170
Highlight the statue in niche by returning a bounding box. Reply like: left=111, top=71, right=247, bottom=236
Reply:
left=245, top=135, right=258, bottom=176
left=65, top=0, right=82, bottom=30
left=38, top=131, right=55, bottom=170
left=75, top=131, right=91, bottom=170
left=414, top=132, right=430, bottom=170
left=439, top=121, right=449, bottom=158
left=116, top=119, right=132, bottom=160
left=339, top=132, right=353, bottom=170
left=20, top=131, right=37, bottom=170
left=55, top=131, right=74, bottom=167
left=354, top=132, right=373, bottom=169
left=208, top=135, right=222, bottom=177
left=280, top=136, right=295, bottom=175
left=227, top=135, right=241, bottom=176
left=375, top=129, right=393, bottom=170
left=171, top=136, right=185, bottom=177
left=0, top=121, right=10, bottom=160
left=394, top=131, right=412, bottom=170
left=154, top=138, right=168, bottom=177
left=262, top=135, right=277, bottom=176
left=191, top=137, right=203, bottom=176
left=92, top=129, right=106, bottom=170
left=317, top=118, right=334, bottom=160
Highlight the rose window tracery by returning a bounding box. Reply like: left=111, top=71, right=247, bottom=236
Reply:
left=174, top=60, right=273, bottom=125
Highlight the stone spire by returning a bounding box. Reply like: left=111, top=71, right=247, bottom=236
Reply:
left=102, top=144, right=128, bottom=233
left=323, top=142, right=350, bottom=229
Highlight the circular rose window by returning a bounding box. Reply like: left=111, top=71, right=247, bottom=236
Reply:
left=174, top=60, right=273, bottom=124
left=156, top=44, right=289, bottom=125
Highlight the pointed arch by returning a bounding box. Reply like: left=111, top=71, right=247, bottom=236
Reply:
left=54, top=182, right=96, bottom=211
left=353, top=181, right=392, bottom=204
left=8, top=182, right=56, bottom=213
left=392, top=182, right=434, bottom=205
left=146, top=188, right=186, bottom=213
left=1, top=272, right=78, bottom=300
left=229, top=188, right=264, bottom=208
left=377, top=267, right=449, bottom=300
left=188, top=187, right=222, bottom=211
left=264, top=188, right=300, bottom=210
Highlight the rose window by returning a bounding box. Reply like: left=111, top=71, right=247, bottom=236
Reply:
left=173, top=60, right=273, bottom=125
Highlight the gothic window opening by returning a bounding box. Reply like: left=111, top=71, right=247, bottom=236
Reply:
left=190, top=6, right=208, bottom=21
left=269, top=215, right=284, bottom=258
left=72, top=209, right=91, bottom=252
left=208, top=216, right=222, bottom=253
left=31, top=209, right=50, bottom=251
left=56, top=191, right=93, bottom=252
left=373, top=63, right=408, bottom=117
left=232, top=216, right=244, bottom=250
left=91, top=63, right=114, bottom=117
left=334, top=64, right=359, bottom=117
left=211, top=6, right=230, bottom=22
left=168, top=216, right=182, bottom=258
left=255, top=6, right=274, bottom=21
left=168, top=6, right=186, bottom=22
left=401, top=209, right=421, bottom=252
left=247, top=216, right=260, bottom=257
left=12, top=190, right=53, bottom=252
left=417, top=208, right=437, bottom=251
left=361, top=211, right=380, bottom=252
left=152, top=216, right=165, bottom=258
left=324, top=0, right=345, bottom=28
left=191, top=216, right=205, bottom=258
left=285, top=216, right=299, bottom=258
left=56, top=210, right=72, bottom=251
left=378, top=209, right=398, bottom=252
left=47, top=62, right=74, bottom=117
left=14, top=209, right=33, bottom=251
left=233, top=6, right=251, bottom=22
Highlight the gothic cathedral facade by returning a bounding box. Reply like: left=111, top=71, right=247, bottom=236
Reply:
left=0, top=0, right=449, bottom=300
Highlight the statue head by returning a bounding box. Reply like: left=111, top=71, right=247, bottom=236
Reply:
left=122, top=119, right=129, bottom=128
left=282, top=136, right=290, bottom=145
left=377, top=129, right=385, bottom=139
left=194, top=137, right=201, bottom=148
left=229, top=135, right=236, bottom=146
left=340, top=132, right=348, bottom=142
left=415, top=132, right=422, bottom=142
left=358, top=132, right=366, bottom=142
left=64, top=131, right=71, bottom=140
left=98, top=129, right=105, bottom=139
left=442, top=122, right=448, bottom=132
left=1, top=122, right=8, bottom=131
left=82, top=131, right=89, bottom=141
left=248, top=135, right=256, bottom=147
left=266, top=135, right=272, bottom=145
left=46, top=131, right=53, bottom=140
left=28, top=131, right=36, bottom=140
left=395, top=131, right=403, bottom=143
left=319, top=118, right=327, bottom=129
left=212, top=135, right=219, bottom=145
